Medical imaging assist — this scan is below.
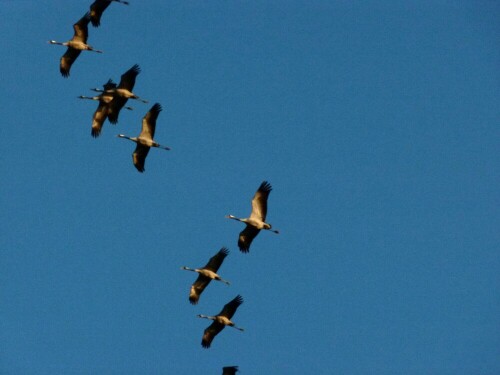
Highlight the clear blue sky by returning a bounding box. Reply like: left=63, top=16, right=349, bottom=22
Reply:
left=1, top=1, right=499, bottom=374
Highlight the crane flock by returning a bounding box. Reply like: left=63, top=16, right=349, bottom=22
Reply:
left=49, top=2, right=280, bottom=372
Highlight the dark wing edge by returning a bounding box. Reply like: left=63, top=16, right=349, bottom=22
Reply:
left=119, top=64, right=140, bottom=90
left=107, top=97, right=128, bottom=124
left=90, top=0, right=111, bottom=27
left=91, top=102, right=108, bottom=138
left=60, top=48, right=81, bottom=77
left=219, top=295, right=243, bottom=319
left=238, top=225, right=259, bottom=253
left=132, top=144, right=150, bottom=173
left=222, top=366, right=239, bottom=375
left=204, top=247, right=229, bottom=271
left=202, top=321, right=224, bottom=349
left=189, top=275, right=210, bottom=305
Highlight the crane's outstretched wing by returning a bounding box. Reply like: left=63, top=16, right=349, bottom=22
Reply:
left=118, top=64, right=140, bottom=90
left=91, top=101, right=108, bottom=137
left=73, top=12, right=90, bottom=43
left=90, top=0, right=111, bottom=27
left=189, top=274, right=210, bottom=305
left=132, top=144, right=150, bottom=172
left=238, top=225, right=259, bottom=253
left=90, top=0, right=129, bottom=27
left=203, top=247, right=229, bottom=272
left=218, top=295, right=243, bottom=319
left=107, top=96, right=128, bottom=124
left=140, top=103, right=162, bottom=139
left=249, top=181, right=272, bottom=221
left=60, top=48, right=81, bottom=77
left=201, top=321, right=224, bottom=348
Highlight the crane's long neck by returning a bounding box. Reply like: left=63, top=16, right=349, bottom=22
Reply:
left=181, top=266, right=196, bottom=272
left=225, top=215, right=243, bottom=222
left=197, top=314, right=216, bottom=321
left=117, top=134, right=137, bottom=143
left=48, top=40, right=66, bottom=46
left=78, top=95, right=99, bottom=101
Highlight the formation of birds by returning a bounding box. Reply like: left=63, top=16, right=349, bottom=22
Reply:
left=48, top=2, right=280, bottom=373
left=49, top=1, right=165, bottom=173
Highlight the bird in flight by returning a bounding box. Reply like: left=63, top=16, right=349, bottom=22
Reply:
left=181, top=247, right=231, bottom=305
left=78, top=79, right=132, bottom=138
left=198, top=295, right=244, bottom=348
left=48, top=12, right=102, bottom=77
left=226, top=181, right=279, bottom=252
left=117, top=103, right=170, bottom=172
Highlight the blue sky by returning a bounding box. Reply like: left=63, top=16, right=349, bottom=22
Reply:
left=1, top=1, right=499, bottom=374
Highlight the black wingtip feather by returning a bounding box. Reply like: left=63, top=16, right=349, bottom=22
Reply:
left=150, top=103, right=162, bottom=113
left=238, top=240, right=250, bottom=253
left=232, top=295, right=244, bottom=306
left=259, top=180, right=272, bottom=193
left=130, top=64, right=141, bottom=74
